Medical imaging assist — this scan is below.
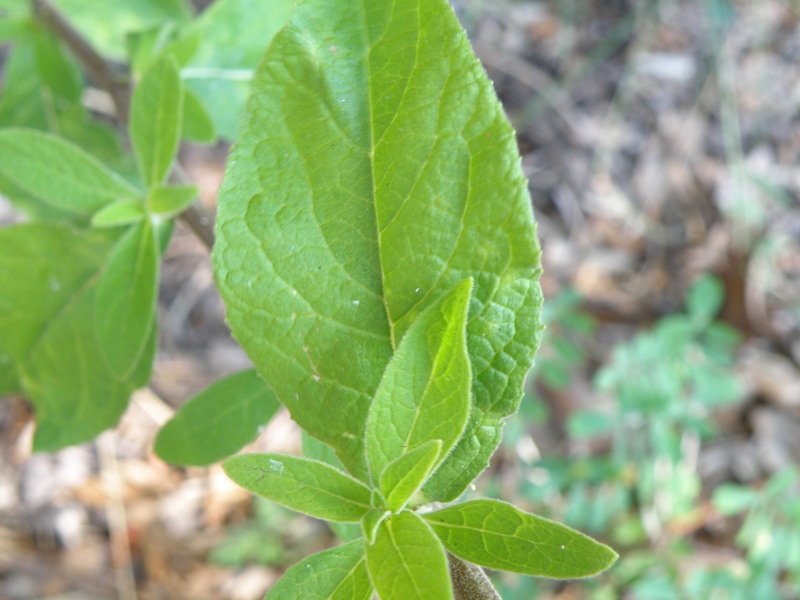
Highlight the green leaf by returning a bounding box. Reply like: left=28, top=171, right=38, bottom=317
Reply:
left=154, top=369, right=280, bottom=466
left=303, top=433, right=363, bottom=542
left=180, top=0, right=296, bottom=139
left=366, top=279, right=472, bottom=482
left=181, top=87, right=216, bottom=143
left=361, top=509, right=390, bottom=545
left=266, top=540, right=372, bottom=600
left=0, top=129, right=139, bottom=215
left=380, top=440, right=442, bottom=512
left=213, top=0, right=543, bottom=496
left=686, top=275, right=725, bottom=326
left=423, top=499, right=618, bottom=578
left=92, top=200, right=147, bottom=228
left=712, top=484, right=757, bottom=516
left=147, top=184, right=198, bottom=218
left=365, top=510, right=452, bottom=600
left=0, top=224, right=152, bottom=450
left=94, top=221, right=159, bottom=378
left=52, top=0, right=191, bottom=61
left=223, top=454, right=373, bottom=522
left=130, top=56, right=183, bottom=188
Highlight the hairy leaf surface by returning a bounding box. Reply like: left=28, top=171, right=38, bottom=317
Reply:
left=424, top=499, right=619, bottom=578
left=155, top=369, right=280, bottom=466
left=214, top=0, right=542, bottom=498
left=365, top=510, right=451, bottom=600
left=379, top=440, right=441, bottom=512
left=224, top=454, right=373, bottom=522
left=365, top=279, right=471, bottom=483
left=266, top=540, right=372, bottom=600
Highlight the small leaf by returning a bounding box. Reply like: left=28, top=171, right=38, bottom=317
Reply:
left=266, top=540, right=372, bottom=600
left=686, top=275, right=724, bottom=325
left=130, top=56, right=183, bottom=188
left=366, top=279, right=472, bottom=482
left=361, top=509, right=390, bottom=545
left=365, top=511, right=452, bottom=600
left=0, top=128, right=139, bottom=214
left=181, top=87, right=216, bottom=143
left=380, top=440, right=442, bottom=512
left=147, top=184, right=199, bottom=218
left=712, top=484, right=758, bottom=517
left=92, top=200, right=147, bottom=228
left=303, top=433, right=363, bottom=542
left=424, top=499, right=618, bottom=578
left=155, top=369, right=280, bottom=466
left=94, top=221, right=159, bottom=378
left=223, top=453, right=373, bottom=522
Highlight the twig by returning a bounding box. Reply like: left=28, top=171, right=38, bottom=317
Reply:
left=29, top=0, right=130, bottom=121
left=29, top=0, right=216, bottom=250
left=98, top=431, right=138, bottom=600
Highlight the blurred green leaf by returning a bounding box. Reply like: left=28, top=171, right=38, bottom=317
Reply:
left=155, top=369, right=280, bottom=466
left=0, top=129, right=139, bottom=215
left=91, top=200, right=146, bottom=228
left=686, top=275, right=725, bottom=325
left=147, top=184, right=198, bottom=218
left=52, top=0, right=191, bottom=60
left=567, top=410, right=616, bottom=439
left=130, top=56, right=183, bottom=188
left=180, top=0, right=296, bottom=139
left=181, top=87, right=216, bottom=143
left=94, top=221, right=159, bottom=378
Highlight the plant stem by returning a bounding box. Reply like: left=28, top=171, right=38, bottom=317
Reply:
left=449, top=554, right=501, bottom=600
left=29, top=0, right=216, bottom=250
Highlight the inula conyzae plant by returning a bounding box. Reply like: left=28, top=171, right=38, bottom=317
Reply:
left=0, top=0, right=616, bottom=596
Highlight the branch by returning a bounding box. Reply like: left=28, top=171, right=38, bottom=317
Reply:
left=29, top=0, right=216, bottom=250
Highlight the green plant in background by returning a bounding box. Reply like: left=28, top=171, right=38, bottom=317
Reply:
left=499, top=276, right=743, bottom=598
left=703, top=468, right=800, bottom=599
left=566, top=275, right=741, bottom=534
left=0, top=0, right=618, bottom=597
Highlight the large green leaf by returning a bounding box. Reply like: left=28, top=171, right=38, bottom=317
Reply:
left=223, top=454, right=373, bottom=523
left=0, top=224, right=153, bottom=450
left=365, top=279, right=471, bottom=483
left=213, top=0, right=543, bottom=498
left=0, top=129, right=139, bottom=215
left=365, top=510, right=451, bottom=600
left=155, top=369, right=280, bottom=466
left=94, top=221, right=159, bottom=378
left=180, top=0, right=296, bottom=140
left=266, top=540, right=372, bottom=600
left=423, top=499, right=619, bottom=579
left=130, top=57, right=183, bottom=188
